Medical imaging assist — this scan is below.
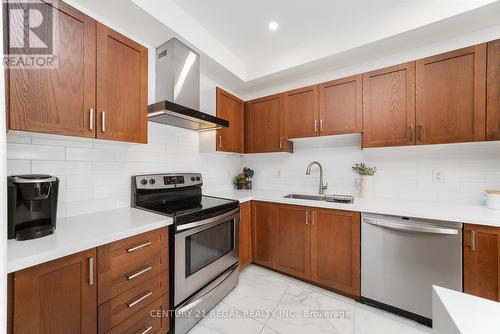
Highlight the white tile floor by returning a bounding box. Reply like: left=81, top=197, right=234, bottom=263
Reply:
left=189, top=265, right=433, bottom=334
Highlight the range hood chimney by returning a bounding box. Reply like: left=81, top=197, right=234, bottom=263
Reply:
left=147, top=38, right=229, bottom=131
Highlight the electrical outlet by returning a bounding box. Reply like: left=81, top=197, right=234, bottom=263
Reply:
left=432, top=169, right=445, bottom=183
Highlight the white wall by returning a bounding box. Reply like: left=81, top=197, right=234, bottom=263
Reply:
left=242, top=135, right=500, bottom=205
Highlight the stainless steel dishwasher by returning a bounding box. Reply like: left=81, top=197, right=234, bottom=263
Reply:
left=361, top=213, right=462, bottom=327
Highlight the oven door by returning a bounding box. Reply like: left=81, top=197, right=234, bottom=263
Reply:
left=174, top=208, right=239, bottom=306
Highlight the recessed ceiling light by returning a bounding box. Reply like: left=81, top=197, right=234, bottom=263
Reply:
left=268, top=21, right=278, bottom=31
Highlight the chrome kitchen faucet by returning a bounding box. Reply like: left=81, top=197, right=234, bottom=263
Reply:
left=306, top=161, right=328, bottom=195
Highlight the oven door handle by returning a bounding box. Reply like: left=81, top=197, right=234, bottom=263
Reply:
left=176, top=265, right=236, bottom=314
left=363, top=218, right=459, bottom=235
left=176, top=208, right=240, bottom=232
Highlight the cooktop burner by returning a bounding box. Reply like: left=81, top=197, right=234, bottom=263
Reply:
left=131, top=173, right=239, bottom=224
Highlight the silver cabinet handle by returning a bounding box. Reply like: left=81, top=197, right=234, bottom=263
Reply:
left=140, top=326, right=153, bottom=334
left=127, top=291, right=153, bottom=308
left=88, top=257, right=94, bottom=286
left=127, top=241, right=152, bottom=253
left=407, top=125, right=414, bottom=141
left=320, top=119, right=323, bottom=132
left=127, top=266, right=152, bottom=280
left=89, top=108, right=94, bottom=130
left=417, top=124, right=423, bottom=141
left=279, top=137, right=283, bottom=149
left=312, top=210, right=315, bottom=225
left=101, top=111, right=106, bottom=132
left=305, top=211, right=309, bottom=225
left=470, top=230, right=476, bottom=251
left=218, top=135, right=222, bottom=148
left=314, top=120, right=318, bottom=133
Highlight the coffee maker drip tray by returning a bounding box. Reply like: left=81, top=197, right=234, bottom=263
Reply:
left=15, top=219, right=54, bottom=241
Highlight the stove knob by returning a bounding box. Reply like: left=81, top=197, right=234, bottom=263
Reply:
left=196, top=176, right=201, bottom=181
left=149, top=179, right=156, bottom=185
left=140, top=179, right=148, bottom=185
left=191, top=177, right=196, bottom=182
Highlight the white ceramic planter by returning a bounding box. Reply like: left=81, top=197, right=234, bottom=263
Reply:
left=485, top=190, right=500, bottom=210
left=356, top=175, right=374, bottom=198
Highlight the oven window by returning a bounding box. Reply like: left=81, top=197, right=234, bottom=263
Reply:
left=185, top=219, right=234, bottom=277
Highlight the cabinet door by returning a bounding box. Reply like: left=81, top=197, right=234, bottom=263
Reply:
left=216, top=88, right=244, bottom=153
left=11, top=249, right=97, bottom=334
left=96, top=23, right=148, bottom=143
left=319, top=75, right=362, bottom=136
left=487, top=39, right=500, bottom=140
left=245, top=94, right=292, bottom=153
left=7, top=0, right=96, bottom=137
left=274, top=204, right=311, bottom=280
left=284, top=85, right=319, bottom=139
left=251, top=201, right=275, bottom=268
left=239, top=201, right=252, bottom=269
left=362, top=62, right=416, bottom=148
left=311, top=209, right=360, bottom=298
left=416, top=44, right=486, bottom=144
left=464, top=224, right=500, bottom=301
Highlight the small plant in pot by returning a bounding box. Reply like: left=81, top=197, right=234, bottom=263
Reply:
left=352, top=163, right=377, bottom=198
left=233, top=173, right=247, bottom=190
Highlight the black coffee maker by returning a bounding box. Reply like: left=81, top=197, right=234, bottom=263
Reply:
left=8, top=174, right=59, bottom=240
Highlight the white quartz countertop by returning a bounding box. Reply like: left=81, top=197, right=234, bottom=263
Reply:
left=207, top=190, right=500, bottom=227
left=432, top=286, right=500, bottom=334
left=7, top=207, right=172, bottom=273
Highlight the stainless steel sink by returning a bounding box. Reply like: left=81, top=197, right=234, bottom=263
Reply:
left=283, top=194, right=324, bottom=201
left=284, top=193, right=354, bottom=204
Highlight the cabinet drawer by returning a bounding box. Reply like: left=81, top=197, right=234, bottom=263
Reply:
left=99, top=251, right=168, bottom=304
left=98, top=228, right=168, bottom=274
left=99, top=271, right=169, bottom=333
left=106, top=294, right=169, bottom=334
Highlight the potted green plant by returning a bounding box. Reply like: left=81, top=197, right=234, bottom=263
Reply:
left=233, top=173, right=247, bottom=190
left=352, top=163, right=377, bottom=198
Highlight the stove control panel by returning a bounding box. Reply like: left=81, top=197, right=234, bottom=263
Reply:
left=134, top=173, right=202, bottom=190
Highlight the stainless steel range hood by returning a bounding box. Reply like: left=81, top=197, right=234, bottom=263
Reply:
left=148, top=38, right=229, bottom=131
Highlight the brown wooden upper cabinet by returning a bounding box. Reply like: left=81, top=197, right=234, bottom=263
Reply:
left=362, top=62, right=416, bottom=148
left=6, top=0, right=96, bottom=138
left=6, top=0, right=148, bottom=143
left=216, top=88, right=245, bottom=153
left=96, top=23, right=148, bottom=143
left=319, top=75, right=363, bottom=136
left=416, top=44, right=486, bottom=145
left=10, top=249, right=97, bottom=334
left=487, top=39, right=500, bottom=141
left=245, top=94, right=293, bottom=153
left=284, top=85, right=319, bottom=139
left=274, top=204, right=311, bottom=280
left=463, top=224, right=500, bottom=302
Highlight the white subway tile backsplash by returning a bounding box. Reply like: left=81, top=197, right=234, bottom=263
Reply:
left=8, top=144, right=65, bottom=160
left=7, top=127, right=240, bottom=217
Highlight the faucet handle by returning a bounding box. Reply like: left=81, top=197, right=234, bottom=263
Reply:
left=322, top=181, right=328, bottom=190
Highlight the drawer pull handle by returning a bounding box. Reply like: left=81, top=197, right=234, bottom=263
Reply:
left=127, top=266, right=152, bottom=280
left=127, top=291, right=153, bottom=308
left=140, top=325, right=153, bottom=334
left=127, top=241, right=152, bottom=253
left=88, top=257, right=94, bottom=286
left=470, top=230, right=476, bottom=251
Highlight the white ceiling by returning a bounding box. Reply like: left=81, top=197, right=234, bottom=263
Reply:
left=170, top=0, right=497, bottom=80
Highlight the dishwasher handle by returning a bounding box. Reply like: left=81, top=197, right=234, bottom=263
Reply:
left=363, top=217, right=459, bottom=235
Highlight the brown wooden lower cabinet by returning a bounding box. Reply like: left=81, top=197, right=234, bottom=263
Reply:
left=239, top=201, right=252, bottom=269
left=274, top=204, right=311, bottom=280
left=9, top=249, right=97, bottom=334
left=464, top=224, right=500, bottom=301
left=251, top=201, right=276, bottom=267
left=250, top=201, right=361, bottom=298
left=311, top=209, right=360, bottom=298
